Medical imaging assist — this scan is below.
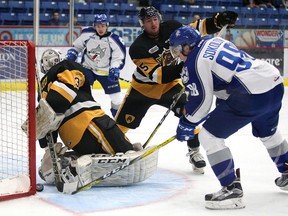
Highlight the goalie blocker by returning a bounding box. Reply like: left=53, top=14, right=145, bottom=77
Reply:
left=22, top=98, right=64, bottom=140
left=39, top=143, right=159, bottom=194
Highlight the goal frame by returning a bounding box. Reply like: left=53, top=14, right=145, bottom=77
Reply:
left=0, top=40, right=36, bottom=201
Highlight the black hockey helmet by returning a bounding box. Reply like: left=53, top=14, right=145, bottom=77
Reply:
left=138, top=6, right=162, bottom=26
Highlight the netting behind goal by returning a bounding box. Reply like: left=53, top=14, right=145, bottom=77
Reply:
left=0, top=40, right=36, bottom=201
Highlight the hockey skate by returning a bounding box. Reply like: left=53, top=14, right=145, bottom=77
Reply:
left=205, top=169, right=245, bottom=210
left=186, top=147, right=206, bottom=174
left=275, top=163, right=288, bottom=191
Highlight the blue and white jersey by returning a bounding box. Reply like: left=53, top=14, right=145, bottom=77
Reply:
left=182, top=36, right=283, bottom=124
left=72, top=27, right=126, bottom=76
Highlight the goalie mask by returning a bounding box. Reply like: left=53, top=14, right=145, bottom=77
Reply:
left=169, top=26, right=201, bottom=58
left=40, top=49, right=63, bottom=74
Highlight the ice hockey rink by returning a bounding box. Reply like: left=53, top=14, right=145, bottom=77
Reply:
left=1, top=87, right=288, bottom=216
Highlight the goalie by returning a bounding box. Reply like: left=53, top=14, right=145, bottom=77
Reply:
left=32, top=49, right=159, bottom=193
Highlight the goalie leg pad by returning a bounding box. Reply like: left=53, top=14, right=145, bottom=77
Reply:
left=38, top=143, right=68, bottom=184
left=70, top=155, right=93, bottom=187
left=90, top=146, right=159, bottom=186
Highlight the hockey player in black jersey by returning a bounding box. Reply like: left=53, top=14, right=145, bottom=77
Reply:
left=34, top=49, right=159, bottom=193
left=115, top=6, right=238, bottom=174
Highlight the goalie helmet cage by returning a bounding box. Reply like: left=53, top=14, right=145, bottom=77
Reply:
left=0, top=40, right=36, bottom=201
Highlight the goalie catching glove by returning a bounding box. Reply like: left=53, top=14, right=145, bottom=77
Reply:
left=213, top=11, right=238, bottom=29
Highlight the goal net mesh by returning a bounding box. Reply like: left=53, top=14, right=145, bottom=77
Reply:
left=0, top=40, right=36, bottom=201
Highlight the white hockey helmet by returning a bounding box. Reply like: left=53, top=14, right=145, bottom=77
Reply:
left=40, top=49, right=63, bottom=74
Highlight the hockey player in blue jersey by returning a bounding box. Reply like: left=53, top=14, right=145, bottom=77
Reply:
left=169, top=26, right=288, bottom=209
left=66, top=14, right=126, bottom=117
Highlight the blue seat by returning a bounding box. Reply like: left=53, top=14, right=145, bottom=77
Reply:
left=174, top=16, right=190, bottom=25
left=105, top=3, right=121, bottom=15
left=160, top=4, right=177, bottom=16
left=218, top=0, right=242, bottom=6
left=279, top=18, right=288, bottom=28
left=235, top=17, right=243, bottom=27
left=202, top=5, right=215, bottom=17
left=242, top=17, right=255, bottom=28
left=213, top=6, right=227, bottom=12
left=194, top=0, right=208, bottom=6
left=120, top=3, right=138, bottom=15
left=175, top=5, right=191, bottom=17
left=241, top=7, right=255, bottom=18
left=0, top=1, right=9, bottom=13
left=279, top=8, right=288, bottom=19
left=19, top=12, right=33, bottom=26
left=131, top=15, right=139, bottom=27
left=254, top=18, right=268, bottom=28
left=118, top=15, right=134, bottom=26
left=253, top=7, right=267, bottom=18
left=58, top=2, right=70, bottom=14
left=1, top=12, right=19, bottom=25
left=84, top=14, right=96, bottom=26
left=266, top=7, right=279, bottom=19
left=9, top=1, right=28, bottom=13
left=90, top=2, right=107, bottom=14
left=75, top=2, right=93, bottom=15
left=267, top=18, right=280, bottom=29
left=40, top=1, right=58, bottom=14
left=40, top=13, right=51, bottom=25
left=25, top=1, right=34, bottom=13
left=108, top=14, right=119, bottom=26
left=76, top=14, right=88, bottom=26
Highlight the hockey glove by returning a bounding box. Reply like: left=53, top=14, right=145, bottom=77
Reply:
left=214, top=11, right=238, bottom=28
left=108, top=67, right=120, bottom=82
left=66, top=48, right=78, bottom=61
left=176, top=116, right=197, bottom=142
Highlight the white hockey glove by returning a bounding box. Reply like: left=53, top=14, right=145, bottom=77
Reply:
left=21, top=98, right=64, bottom=140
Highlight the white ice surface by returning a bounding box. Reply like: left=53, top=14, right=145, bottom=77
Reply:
left=1, top=87, right=287, bottom=216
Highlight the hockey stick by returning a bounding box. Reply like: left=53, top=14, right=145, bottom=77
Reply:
left=71, top=135, right=176, bottom=194
left=217, top=24, right=228, bottom=37
left=142, top=87, right=185, bottom=149
left=35, top=64, right=64, bottom=192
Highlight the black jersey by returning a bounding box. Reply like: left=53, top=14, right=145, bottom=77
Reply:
left=40, top=60, right=105, bottom=149
left=129, top=19, right=210, bottom=99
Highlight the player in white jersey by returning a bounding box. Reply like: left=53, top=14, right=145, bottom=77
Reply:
left=169, top=26, right=288, bottom=209
left=66, top=14, right=126, bottom=117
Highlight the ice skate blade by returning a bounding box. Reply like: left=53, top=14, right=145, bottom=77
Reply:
left=192, top=165, right=204, bottom=174
left=279, top=185, right=288, bottom=191
left=205, top=198, right=245, bottom=210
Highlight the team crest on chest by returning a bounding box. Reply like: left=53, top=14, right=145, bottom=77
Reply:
left=156, top=48, right=177, bottom=66
left=87, top=42, right=106, bottom=61
left=125, top=114, right=135, bottom=124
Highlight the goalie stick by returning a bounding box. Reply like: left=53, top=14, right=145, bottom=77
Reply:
left=35, top=64, right=64, bottom=192
left=142, top=87, right=185, bottom=149
left=71, top=135, right=176, bottom=194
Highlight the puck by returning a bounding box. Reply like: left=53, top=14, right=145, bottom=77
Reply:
left=36, top=183, right=44, bottom=192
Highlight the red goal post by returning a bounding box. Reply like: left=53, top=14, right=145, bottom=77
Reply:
left=0, top=40, right=36, bottom=201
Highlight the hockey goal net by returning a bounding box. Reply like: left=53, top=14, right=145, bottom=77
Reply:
left=0, top=40, right=36, bottom=201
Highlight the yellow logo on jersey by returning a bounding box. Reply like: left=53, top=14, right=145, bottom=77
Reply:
left=125, top=114, right=135, bottom=124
